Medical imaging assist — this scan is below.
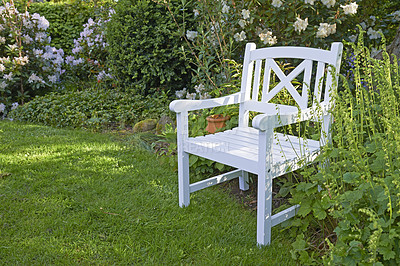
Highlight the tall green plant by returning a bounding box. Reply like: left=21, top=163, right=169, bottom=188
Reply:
left=289, top=31, right=400, bottom=264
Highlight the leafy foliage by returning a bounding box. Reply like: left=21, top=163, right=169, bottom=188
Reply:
left=28, top=1, right=94, bottom=53
left=106, top=0, right=194, bottom=96
left=10, top=87, right=170, bottom=131
left=289, top=32, right=400, bottom=264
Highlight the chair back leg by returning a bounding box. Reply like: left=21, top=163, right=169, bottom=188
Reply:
left=239, top=170, right=250, bottom=191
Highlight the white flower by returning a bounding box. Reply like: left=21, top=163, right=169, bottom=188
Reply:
left=0, top=64, right=4, bottom=72
left=186, top=30, right=198, bottom=41
left=222, top=4, right=230, bottom=14
left=367, top=27, right=382, bottom=39
left=48, top=75, right=57, bottom=83
left=200, top=92, right=211, bottom=100
left=22, top=34, right=33, bottom=44
left=72, top=58, right=83, bottom=65
left=272, top=0, right=283, bottom=8
left=0, top=103, right=5, bottom=112
left=14, top=56, right=29, bottom=66
left=43, top=52, right=53, bottom=60
left=370, top=47, right=382, bottom=58
left=321, top=0, right=336, bottom=8
left=4, top=72, right=13, bottom=81
left=0, top=37, right=5, bottom=44
left=175, top=88, right=187, bottom=99
left=341, top=2, right=358, bottom=15
left=11, top=102, right=18, bottom=110
left=242, top=9, right=250, bottom=20
left=72, top=46, right=82, bottom=54
left=33, top=49, right=43, bottom=57
left=186, top=92, right=196, bottom=100
left=28, top=73, right=43, bottom=83
left=194, top=84, right=205, bottom=93
left=193, top=9, right=199, bottom=17
left=66, top=55, right=74, bottom=64
left=0, top=81, right=6, bottom=89
left=37, top=16, right=50, bottom=30
left=294, top=17, right=308, bottom=33
left=234, top=31, right=247, bottom=42
left=304, top=0, right=315, bottom=4
left=238, top=19, right=247, bottom=28
left=8, top=44, right=18, bottom=50
left=358, top=22, right=366, bottom=30
left=392, top=10, right=400, bottom=21
left=348, top=34, right=358, bottom=42
left=316, top=23, right=336, bottom=38
left=259, top=31, right=277, bottom=45
left=35, top=32, right=46, bottom=42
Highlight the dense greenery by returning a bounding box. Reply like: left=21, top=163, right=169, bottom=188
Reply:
left=0, top=121, right=296, bottom=264
left=106, top=0, right=194, bottom=95
left=27, top=1, right=94, bottom=53
left=10, top=88, right=170, bottom=130
left=289, top=34, right=400, bottom=264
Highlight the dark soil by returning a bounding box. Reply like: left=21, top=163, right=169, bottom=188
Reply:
left=219, top=176, right=290, bottom=213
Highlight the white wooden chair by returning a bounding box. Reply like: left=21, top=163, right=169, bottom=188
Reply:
left=169, top=42, right=343, bottom=246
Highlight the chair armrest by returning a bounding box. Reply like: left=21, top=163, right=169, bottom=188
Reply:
left=252, top=103, right=332, bottom=131
left=169, top=92, right=243, bottom=113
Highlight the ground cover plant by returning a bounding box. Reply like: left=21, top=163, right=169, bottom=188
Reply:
left=0, top=120, right=296, bottom=264
left=9, top=88, right=170, bottom=131
left=287, top=33, right=400, bottom=264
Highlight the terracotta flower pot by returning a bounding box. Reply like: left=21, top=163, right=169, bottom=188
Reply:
left=205, top=114, right=230, bottom=134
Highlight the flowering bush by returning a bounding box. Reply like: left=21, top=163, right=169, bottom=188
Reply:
left=64, top=8, right=114, bottom=85
left=0, top=0, right=64, bottom=116
left=166, top=0, right=399, bottom=101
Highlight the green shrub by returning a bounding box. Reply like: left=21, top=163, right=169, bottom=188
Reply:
left=106, top=0, right=194, bottom=96
left=289, top=32, right=400, bottom=264
left=27, top=1, right=93, bottom=53
left=10, top=88, right=170, bottom=131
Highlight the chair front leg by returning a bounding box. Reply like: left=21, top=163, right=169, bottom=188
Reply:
left=178, top=150, right=190, bottom=207
left=177, top=111, right=190, bottom=207
left=256, top=129, right=273, bottom=246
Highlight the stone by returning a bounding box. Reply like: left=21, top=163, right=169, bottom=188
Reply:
left=132, top=119, right=157, bottom=133
left=156, top=115, right=175, bottom=134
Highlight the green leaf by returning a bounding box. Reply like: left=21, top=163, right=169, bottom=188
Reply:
left=312, top=202, right=327, bottom=220
left=292, top=234, right=306, bottom=250
left=343, top=172, right=360, bottom=183
left=370, top=151, right=385, bottom=173
left=378, top=246, right=395, bottom=260
left=214, top=162, right=224, bottom=171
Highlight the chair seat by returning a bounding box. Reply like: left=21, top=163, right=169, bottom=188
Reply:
left=185, top=127, right=321, bottom=176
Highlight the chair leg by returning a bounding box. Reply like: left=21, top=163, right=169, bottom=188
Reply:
left=256, top=170, right=273, bottom=246
left=239, top=170, right=249, bottom=191
left=178, top=151, right=190, bottom=207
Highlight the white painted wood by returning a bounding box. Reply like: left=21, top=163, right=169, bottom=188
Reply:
left=250, top=46, right=338, bottom=64
left=271, top=204, right=300, bottom=227
left=313, top=61, right=325, bottom=105
left=256, top=129, right=273, bottom=246
left=239, top=43, right=256, bottom=127
left=189, top=169, right=242, bottom=193
left=170, top=92, right=243, bottom=113
left=252, top=60, right=263, bottom=101
left=170, top=42, right=343, bottom=246
left=239, top=170, right=249, bottom=191
left=177, top=112, right=190, bottom=207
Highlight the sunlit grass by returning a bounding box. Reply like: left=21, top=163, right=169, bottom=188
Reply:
left=0, top=120, right=295, bottom=264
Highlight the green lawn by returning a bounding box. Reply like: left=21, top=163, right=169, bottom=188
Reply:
left=0, top=121, right=296, bottom=264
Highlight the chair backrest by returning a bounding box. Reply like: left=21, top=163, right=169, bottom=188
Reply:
left=238, top=43, right=343, bottom=128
